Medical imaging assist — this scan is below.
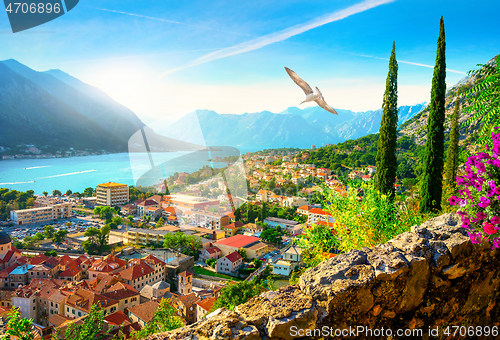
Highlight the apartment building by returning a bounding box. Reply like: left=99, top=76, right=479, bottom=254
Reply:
left=96, top=182, right=129, bottom=206
left=10, top=202, right=73, bottom=225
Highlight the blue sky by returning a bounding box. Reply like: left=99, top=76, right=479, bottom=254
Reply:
left=1, top=0, right=499, bottom=120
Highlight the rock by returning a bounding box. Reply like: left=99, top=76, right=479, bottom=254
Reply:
left=366, top=244, right=409, bottom=281
left=443, top=233, right=471, bottom=259
left=299, top=249, right=369, bottom=301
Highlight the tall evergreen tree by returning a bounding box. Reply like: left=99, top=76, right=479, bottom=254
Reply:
left=444, top=96, right=460, bottom=187
left=234, top=207, right=241, bottom=221
left=375, top=41, right=399, bottom=199
left=420, top=17, right=447, bottom=213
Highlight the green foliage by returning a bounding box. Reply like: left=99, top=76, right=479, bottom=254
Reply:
left=82, top=226, right=110, bottom=254
left=155, top=217, right=165, bottom=228
left=44, top=250, right=57, bottom=257
left=57, top=304, right=110, bottom=340
left=253, top=258, right=263, bottom=268
left=131, top=299, right=183, bottom=339
left=111, top=216, right=123, bottom=226
left=323, top=184, right=422, bottom=252
left=420, top=17, right=447, bottom=213
left=83, top=187, right=94, bottom=197
left=206, top=258, right=216, bottom=268
left=32, top=232, right=45, bottom=242
left=260, top=228, right=282, bottom=243
left=43, top=225, right=55, bottom=239
left=444, top=97, right=461, bottom=187
left=237, top=248, right=248, bottom=261
left=0, top=188, right=35, bottom=221
left=51, top=229, right=68, bottom=243
left=211, top=280, right=262, bottom=311
left=65, top=189, right=73, bottom=196
left=462, top=54, right=500, bottom=145
left=163, top=232, right=202, bottom=257
left=42, top=191, right=48, bottom=197
left=52, top=190, right=62, bottom=197
left=375, top=41, right=399, bottom=199
left=3, top=307, right=35, bottom=340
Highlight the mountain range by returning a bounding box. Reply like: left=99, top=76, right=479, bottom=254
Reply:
left=159, top=103, right=427, bottom=149
left=0, top=59, right=200, bottom=153
left=0, top=59, right=427, bottom=152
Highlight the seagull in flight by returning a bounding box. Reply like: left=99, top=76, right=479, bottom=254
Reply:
left=285, top=67, right=338, bottom=115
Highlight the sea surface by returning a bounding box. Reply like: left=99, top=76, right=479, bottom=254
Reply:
left=0, top=146, right=264, bottom=195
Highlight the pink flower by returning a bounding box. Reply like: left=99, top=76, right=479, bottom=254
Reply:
left=468, top=231, right=484, bottom=244
left=476, top=211, right=487, bottom=220
left=448, top=196, right=459, bottom=206
left=492, top=237, right=500, bottom=250
left=483, top=222, right=497, bottom=235
left=478, top=196, right=491, bottom=208
left=490, top=216, right=500, bottom=225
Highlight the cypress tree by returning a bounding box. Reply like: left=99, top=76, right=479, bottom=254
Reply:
left=234, top=207, right=241, bottom=221
left=375, top=41, right=398, bottom=199
left=420, top=17, right=447, bottom=213
left=444, top=97, right=460, bottom=187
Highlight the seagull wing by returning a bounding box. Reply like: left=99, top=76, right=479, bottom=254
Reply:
left=314, top=97, right=338, bottom=115
left=285, top=67, right=313, bottom=95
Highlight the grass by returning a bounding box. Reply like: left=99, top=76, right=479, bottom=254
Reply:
left=194, top=266, right=243, bottom=281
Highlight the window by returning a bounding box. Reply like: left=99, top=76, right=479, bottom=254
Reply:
left=33, top=299, right=35, bottom=303
left=72, top=309, right=75, bottom=314
left=67, top=307, right=69, bottom=312
left=33, top=307, right=36, bottom=310
left=78, top=312, right=81, bottom=316
left=125, top=299, right=128, bottom=304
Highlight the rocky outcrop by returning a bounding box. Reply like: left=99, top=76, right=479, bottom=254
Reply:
left=149, top=213, right=500, bottom=339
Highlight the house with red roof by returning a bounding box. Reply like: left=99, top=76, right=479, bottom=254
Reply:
left=196, top=296, right=217, bottom=322
left=308, top=208, right=335, bottom=225
left=88, top=254, right=126, bottom=279
left=65, top=287, right=118, bottom=318
left=116, top=262, right=155, bottom=291
left=200, top=246, right=222, bottom=261
left=216, top=252, right=243, bottom=274
left=223, top=221, right=245, bottom=238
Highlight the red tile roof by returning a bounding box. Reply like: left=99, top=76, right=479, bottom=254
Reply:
left=104, top=311, right=130, bottom=326
left=205, top=247, right=221, bottom=255
left=178, top=271, right=193, bottom=278
left=214, top=235, right=260, bottom=249
left=65, top=288, right=118, bottom=313
left=128, top=301, right=159, bottom=323
left=224, top=252, right=242, bottom=263
left=117, top=263, right=154, bottom=281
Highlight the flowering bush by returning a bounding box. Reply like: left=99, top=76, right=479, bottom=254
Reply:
left=323, top=184, right=422, bottom=252
left=449, top=129, right=500, bottom=249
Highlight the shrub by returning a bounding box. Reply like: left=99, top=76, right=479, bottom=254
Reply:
left=323, top=184, right=422, bottom=252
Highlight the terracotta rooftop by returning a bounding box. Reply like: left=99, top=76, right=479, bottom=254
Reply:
left=104, top=310, right=130, bottom=326
left=224, top=252, right=243, bottom=263
left=128, top=300, right=159, bottom=323
left=117, top=262, right=154, bottom=281
left=196, top=296, right=216, bottom=312
left=178, top=271, right=193, bottom=278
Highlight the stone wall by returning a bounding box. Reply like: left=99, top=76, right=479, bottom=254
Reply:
left=148, top=213, right=500, bottom=339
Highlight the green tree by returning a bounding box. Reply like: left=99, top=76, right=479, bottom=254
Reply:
left=131, top=299, right=183, bottom=339
left=83, top=187, right=94, bottom=197
left=4, top=307, right=35, bottom=340
left=57, top=304, right=110, bottom=340
left=375, top=41, right=398, bottom=199
left=127, top=215, right=134, bottom=224
left=43, top=225, right=55, bottom=239
left=52, top=230, right=68, bottom=243
left=32, top=232, right=45, bottom=242
left=462, top=54, right=500, bottom=145
left=420, top=17, right=447, bottom=213
left=45, top=250, right=57, bottom=257
left=444, top=97, right=460, bottom=187
left=42, top=191, right=48, bottom=197
left=65, top=189, right=73, bottom=196
left=234, top=208, right=241, bottom=222
left=93, top=206, right=102, bottom=217
left=52, top=190, right=62, bottom=197
left=238, top=248, right=248, bottom=261
left=211, top=280, right=262, bottom=311
left=156, top=217, right=165, bottom=228
left=111, top=216, right=123, bottom=226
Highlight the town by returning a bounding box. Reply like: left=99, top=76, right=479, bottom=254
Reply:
left=0, top=148, right=369, bottom=338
